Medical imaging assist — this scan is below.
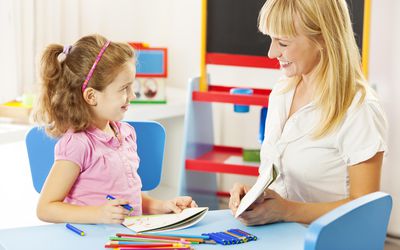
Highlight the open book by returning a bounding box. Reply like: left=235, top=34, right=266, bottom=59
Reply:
left=122, top=207, right=208, bottom=233
left=235, top=164, right=278, bottom=218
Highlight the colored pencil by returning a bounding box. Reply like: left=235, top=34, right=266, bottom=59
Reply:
left=143, top=232, right=210, bottom=240
left=225, top=231, right=247, bottom=242
left=110, top=236, right=190, bottom=244
left=117, top=233, right=203, bottom=243
left=105, top=243, right=189, bottom=248
left=202, top=233, right=228, bottom=245
left=65, top=223, right=85, bottom=236
left=118, top=248, right=193, bottom=250
left=106, top=194, right=133, bottom=211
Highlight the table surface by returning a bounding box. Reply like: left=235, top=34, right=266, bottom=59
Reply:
left=0, top=210, right=307, bottom=250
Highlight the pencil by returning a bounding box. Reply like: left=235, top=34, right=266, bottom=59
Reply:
left=65, top=223, right=85, bottom=236
left=144, top=232, right=210, bottom=240
left=106, top=194, right=133, bottom=211
left=117, top=233, right=203, bottom=243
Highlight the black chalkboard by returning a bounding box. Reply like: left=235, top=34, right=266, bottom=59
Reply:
left=206, top=0, right=365, bottom=59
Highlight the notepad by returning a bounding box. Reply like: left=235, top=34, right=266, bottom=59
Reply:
left=123, top=207, right=208, bottom=233
left=235, top=164, right=278, bottom=218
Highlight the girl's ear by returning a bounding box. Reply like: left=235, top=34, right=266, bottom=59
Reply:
left=83, top=88, right=97, bottom=106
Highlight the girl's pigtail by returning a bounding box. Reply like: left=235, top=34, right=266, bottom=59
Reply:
left=34, top=44, right=64, bottom=133
left=40, top=44, right=64, bottom=92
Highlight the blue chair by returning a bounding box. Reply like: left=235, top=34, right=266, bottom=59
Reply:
left=304, top=191, right=392, bottom=250
left=25, top=121, right=165, bottom=193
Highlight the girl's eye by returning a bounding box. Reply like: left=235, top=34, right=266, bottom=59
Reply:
left=279, top=42, right=288, bottom=47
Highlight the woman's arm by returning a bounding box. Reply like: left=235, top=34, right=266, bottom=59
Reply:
left=37, top=160, right=130, bottom=224
left=285, top=152, right=382, bottom=224
left=232, top=152, right=383, bottom=225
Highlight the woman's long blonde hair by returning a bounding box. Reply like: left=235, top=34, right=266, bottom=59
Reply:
left=259, top=0, right=367, bottom=137
left=34, top=34, right=135, bottom=137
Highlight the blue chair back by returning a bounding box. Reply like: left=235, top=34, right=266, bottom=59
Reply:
left=25, top=121, right=165, bottom=192
left=304, top=191, right=392, bottom=250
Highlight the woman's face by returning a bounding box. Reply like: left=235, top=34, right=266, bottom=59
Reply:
left=267, top=23, right=321, bottom=79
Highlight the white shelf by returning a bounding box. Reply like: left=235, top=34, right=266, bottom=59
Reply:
left=0, top=123, right=31, bottom=144
left=124, top=86, right=187, bottom=121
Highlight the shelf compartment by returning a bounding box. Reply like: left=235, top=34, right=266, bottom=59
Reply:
left=192, top=85, right=271, bottom=107
left=185, top=145, right=259, bottom=176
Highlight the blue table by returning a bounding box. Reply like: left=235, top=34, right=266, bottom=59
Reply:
left=0, top=210, right=307, bottom=250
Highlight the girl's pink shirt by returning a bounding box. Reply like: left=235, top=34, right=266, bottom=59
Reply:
left=55, top=121, right=142, bottom=215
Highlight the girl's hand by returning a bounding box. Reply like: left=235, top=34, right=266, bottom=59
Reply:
left=161, top=196, right=198, bottom=214
left=95, top=198, right=131, bottom=224
left=228, top=183, right=251, bottom=215
left=236, top=189, right=290, bottom=226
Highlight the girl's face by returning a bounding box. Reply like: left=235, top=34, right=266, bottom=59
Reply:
left=92, top=61, right=136, bottom=124
left=267, top=25, right=321, bottom=80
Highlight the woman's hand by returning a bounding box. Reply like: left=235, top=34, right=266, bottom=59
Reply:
left=237, top=189, right=291, bottom=226
left=95, top=198, right=131, bottom=224
left=228, top=183, right=251, bottom=215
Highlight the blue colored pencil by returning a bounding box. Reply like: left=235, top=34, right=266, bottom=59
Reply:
left=216, top=232, right=238, bottom=244
left=65, top=223, right=85, bottom=236
left=221, top=231, right=244, bottom=243
left=203, top=233, right=228, bottom=245
left=225, top=231, right=247, bottom=242
left=232, top=228, right=257, bottom=241
left=106, top=194, right=133, bottom=211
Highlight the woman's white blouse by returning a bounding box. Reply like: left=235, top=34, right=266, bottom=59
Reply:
left=259, top=81, right=388, bottom=203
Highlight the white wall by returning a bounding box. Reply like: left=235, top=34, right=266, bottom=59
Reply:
left=369, top=0, right=400, bottom=236
left=69, top=0, right=201, bottom=89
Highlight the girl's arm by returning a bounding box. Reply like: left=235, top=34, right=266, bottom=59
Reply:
left=141, top=193, right=197, bottom=214
left=231, top=152, right=383, bottom=225
left=37, top=160, right=130, bottom=224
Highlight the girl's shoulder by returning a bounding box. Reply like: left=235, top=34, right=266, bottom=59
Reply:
left=116, top=121, right=137, bottom=140
left=56, top=129, right=92, bottom=149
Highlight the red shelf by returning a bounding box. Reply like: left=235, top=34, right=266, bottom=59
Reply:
left=185, top=145, right=259, bottom=176
left=192, top=85, right=271, bottom=107
left=206, top=53, right=280, bottom=69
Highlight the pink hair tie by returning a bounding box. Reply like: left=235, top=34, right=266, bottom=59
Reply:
left=81, top=40, right=111, bottom=92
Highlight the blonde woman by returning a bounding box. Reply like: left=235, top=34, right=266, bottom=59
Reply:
left=229, top=0, right=387, bottom=225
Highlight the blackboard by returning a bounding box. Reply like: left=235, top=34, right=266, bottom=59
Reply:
left=205, top=0, right=366, bottom=68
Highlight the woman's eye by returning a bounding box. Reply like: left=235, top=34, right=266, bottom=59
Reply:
left=279, top=42, right=288, bottom=47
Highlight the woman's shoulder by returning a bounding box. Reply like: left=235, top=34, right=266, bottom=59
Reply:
left=268, top=77, right=293, bottom=103
left=341, top=87, right=388, bottom=135
left=348, top=88, right=386, bottom=118
left=270, top=77, right=292, bottom=95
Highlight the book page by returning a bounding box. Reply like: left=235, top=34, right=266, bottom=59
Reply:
left=123, top=207, right=208, bottom=233
left=235, top=165, right=277, bottom=218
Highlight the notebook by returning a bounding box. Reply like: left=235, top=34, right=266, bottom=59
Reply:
left=123, top=207, right=208, bottom=233
left=235, top=164, right=278, bottom=218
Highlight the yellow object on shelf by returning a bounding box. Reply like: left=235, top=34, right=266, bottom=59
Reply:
left=0, top=100, right=32, bottom=124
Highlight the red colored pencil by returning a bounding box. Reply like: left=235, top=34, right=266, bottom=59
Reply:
left=118, top=248, right=192, bottom=250
left=105, top=243, right=175, bottom=248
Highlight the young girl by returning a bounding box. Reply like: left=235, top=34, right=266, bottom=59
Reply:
left=34, top=34, right=197, bottom=224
